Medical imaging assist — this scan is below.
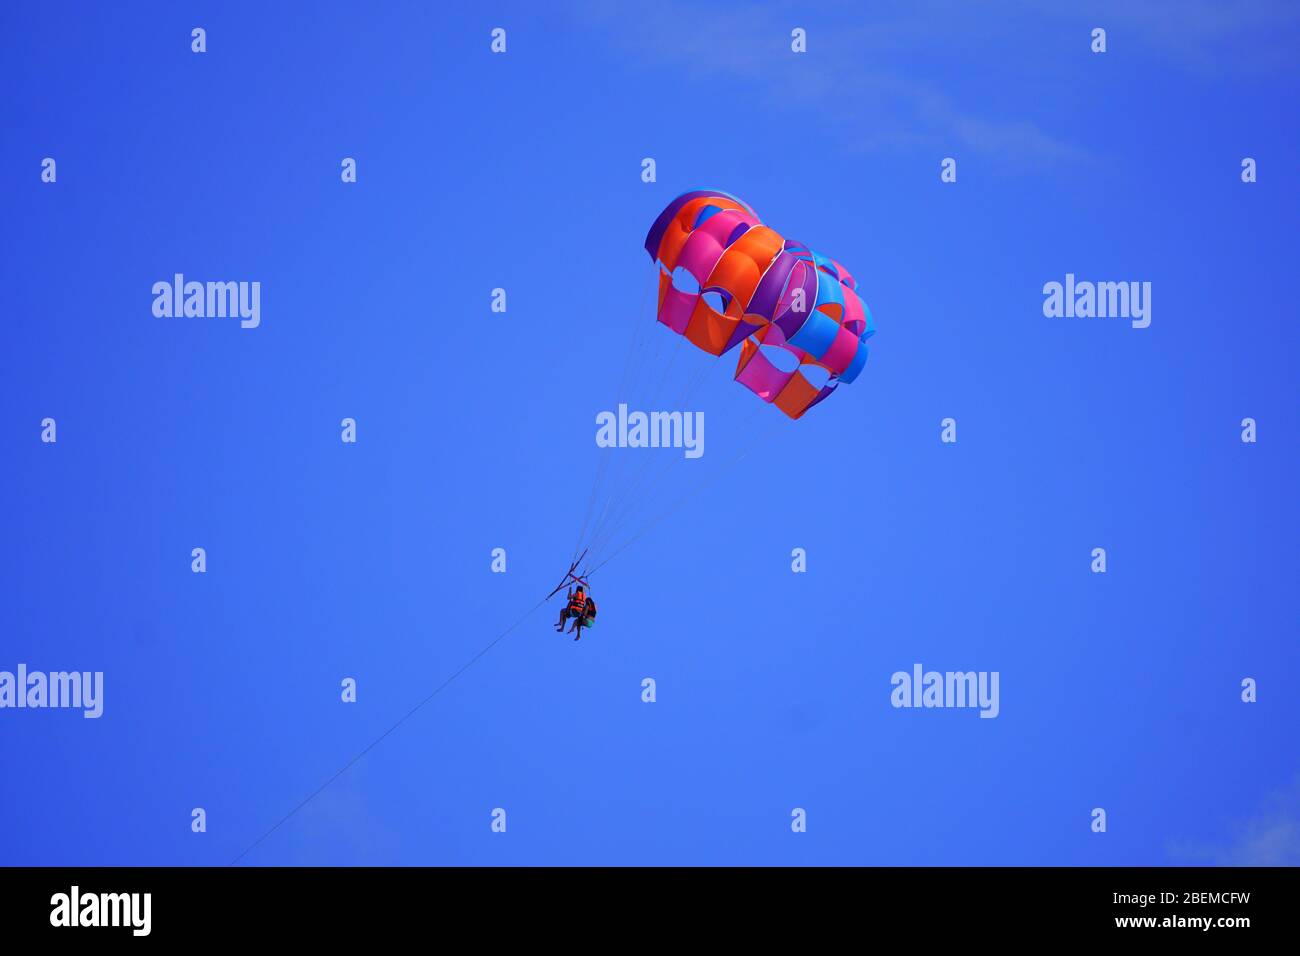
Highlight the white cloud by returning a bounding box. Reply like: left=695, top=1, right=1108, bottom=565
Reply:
left=572, top=0, right=1300, bottom=162
left=1170, top=774, right=1300, bottom=866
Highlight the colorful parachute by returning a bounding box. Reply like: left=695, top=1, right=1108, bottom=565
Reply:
left=644, top=190, right=874, bottom=419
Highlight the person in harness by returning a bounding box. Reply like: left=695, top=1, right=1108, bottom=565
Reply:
left=569, top=594, right=597, bottom=640
left=554, top=587, right=598, bottom=639
left=555, top=586, right=588, bottom=633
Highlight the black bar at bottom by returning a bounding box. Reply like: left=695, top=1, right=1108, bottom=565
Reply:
left=0, top=866, right=1288, bottom=941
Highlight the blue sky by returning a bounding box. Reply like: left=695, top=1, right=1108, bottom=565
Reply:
left=1, top=1, right=1297, bottom=865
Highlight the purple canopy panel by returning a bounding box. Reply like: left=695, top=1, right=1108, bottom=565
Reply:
left=721, top=318, right=764, bottom=354
left=746, top=249, right=798, bottom=323
left=772, top=259, right=820, bottom=340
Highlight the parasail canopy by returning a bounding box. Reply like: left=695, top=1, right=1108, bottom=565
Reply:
left=644, top=190, right=874, bottom=419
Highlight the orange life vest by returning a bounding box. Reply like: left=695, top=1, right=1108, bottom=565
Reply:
left=568, top=591, right=586, bottom=614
